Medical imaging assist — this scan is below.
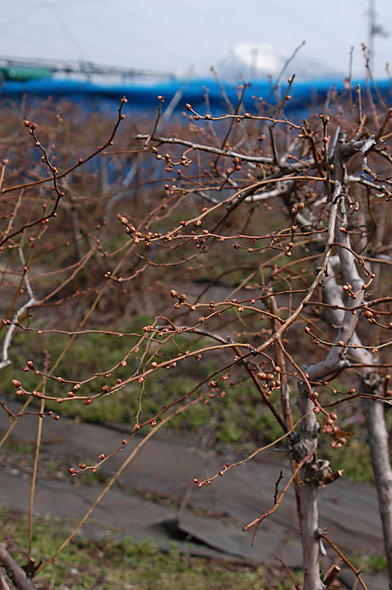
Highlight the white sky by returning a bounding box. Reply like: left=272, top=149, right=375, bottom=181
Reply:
left=0, top=0, right=391, bottom=79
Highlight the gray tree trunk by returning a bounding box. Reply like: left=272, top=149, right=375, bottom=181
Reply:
left=362, top=394, right=392, bottom=588
left=296, top=383, right=324, bottom=590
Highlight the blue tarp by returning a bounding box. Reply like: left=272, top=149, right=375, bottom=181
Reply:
left=1, top=77, right=391, bottom=118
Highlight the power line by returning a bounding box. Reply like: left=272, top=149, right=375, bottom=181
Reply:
left=47, top=3, right=90, bottom=62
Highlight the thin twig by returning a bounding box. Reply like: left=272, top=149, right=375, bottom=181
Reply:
left=318, top=533, right=369, bottom=590
left=243, top=452, right=314, bottom=544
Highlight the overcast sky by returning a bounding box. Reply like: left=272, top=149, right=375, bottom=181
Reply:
left=0, top=0, right=391, bottom=79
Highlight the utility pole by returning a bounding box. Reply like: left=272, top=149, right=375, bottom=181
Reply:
left=368, top=0, right=389, bottom=74
left=368, top=0, right=375, bottom=71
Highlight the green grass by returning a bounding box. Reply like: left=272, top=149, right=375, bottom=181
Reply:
left=1, top=321, right=290, bottom=453
left=320, top=437, right=375, bottom=484
left=0, top=507, right=301, bottom=590
left=348, top=548, right=388, bottom=574
left=2, top=321, right=381, bottom=486
left=1, top=313, right=386, bottom=486
left=367, top=554, right=388, bottom=572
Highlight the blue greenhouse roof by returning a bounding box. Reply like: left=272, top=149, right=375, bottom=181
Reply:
left=1, top=78, right=391, bottom=117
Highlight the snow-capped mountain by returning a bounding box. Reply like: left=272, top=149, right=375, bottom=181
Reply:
left=192, top=43, right=343, bottom=82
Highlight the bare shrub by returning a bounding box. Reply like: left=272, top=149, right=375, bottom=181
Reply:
left=1, top=80, right=392, bottom=590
